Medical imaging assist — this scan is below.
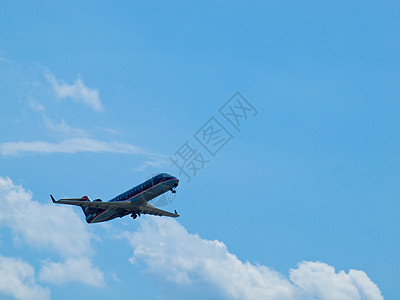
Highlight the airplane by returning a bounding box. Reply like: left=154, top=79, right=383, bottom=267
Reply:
left=51, top=173, right=179, bottom=223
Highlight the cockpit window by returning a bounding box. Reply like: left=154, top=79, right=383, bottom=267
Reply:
left=155, top=173, right=171, bottom=180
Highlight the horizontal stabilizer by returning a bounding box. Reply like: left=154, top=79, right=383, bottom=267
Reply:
left=51, top=195, right=131, bottom=210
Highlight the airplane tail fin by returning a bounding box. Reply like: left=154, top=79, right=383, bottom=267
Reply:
left=79, top=196, right=91, bottom=218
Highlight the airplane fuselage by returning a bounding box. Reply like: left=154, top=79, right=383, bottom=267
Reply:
left=89, top=173, right=179, bottom=223
left=52, top=173, right=180, bottom=224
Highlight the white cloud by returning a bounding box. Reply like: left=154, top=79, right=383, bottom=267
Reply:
left=0, top=177, right=91, bottom=257
left=27, top=98, right=45, bottom=112
left=43, top=117, right=88, bottom=137
left=132, top=159, right=169, bottom=172
left=290, top=262, right=383, bottom=300
left=40, top=257, right=104, bottom=287
left=0, top=255, right=50, bottom=300
left=45, top=72, right=103, bottom=111
left=122, top=218, right=383, bottom=300
left=0, top=177, right=104, bottom=287
left=0, top=138, right=157, bottom=156
left=0, top=138, right=168, bottom=173
left=0, top=51, right=13, bottom=63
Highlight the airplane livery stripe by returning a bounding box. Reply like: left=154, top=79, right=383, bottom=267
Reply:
left=90, top=210, right=109, bottom=223
left=52, top=173, right=179, bottom=223
left=113, top=178, right=177, bottom=202
left=90, top=178, right=177, bottom=222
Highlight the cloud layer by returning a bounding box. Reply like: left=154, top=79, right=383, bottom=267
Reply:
left=0, top=255, right=50, bottom=300
left=0, top=137, right=168, bottom=172
left=0, top=176, right=384, bottom=300
left=0, top=176, right=104, bottom=299
left=45, top=72, right=103, bottom=111
left=1, top=65, right=166, bottom=173
left=122, top=217, right=383, bottom=300
left=0, top=138, right=156, bottom=156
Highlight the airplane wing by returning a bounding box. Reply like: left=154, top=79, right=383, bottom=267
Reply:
left=139, top=203, right=180, bottom=218
left=50, top=195, right=131, bottom=210
left=51, top=195, right=179, bottom=218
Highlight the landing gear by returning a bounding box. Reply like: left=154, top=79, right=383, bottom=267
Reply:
left=170, top=188, right=176, bottom=194
left=131, top=211, right=141, bottom=219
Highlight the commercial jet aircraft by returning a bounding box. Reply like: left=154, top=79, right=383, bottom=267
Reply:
left=51, top=173, right=179, bottom=223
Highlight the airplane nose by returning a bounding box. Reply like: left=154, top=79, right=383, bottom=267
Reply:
left=174, top=179, right=179, bottom=188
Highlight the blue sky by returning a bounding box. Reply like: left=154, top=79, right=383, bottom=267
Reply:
left=0, top=1, right=399, bottom=299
